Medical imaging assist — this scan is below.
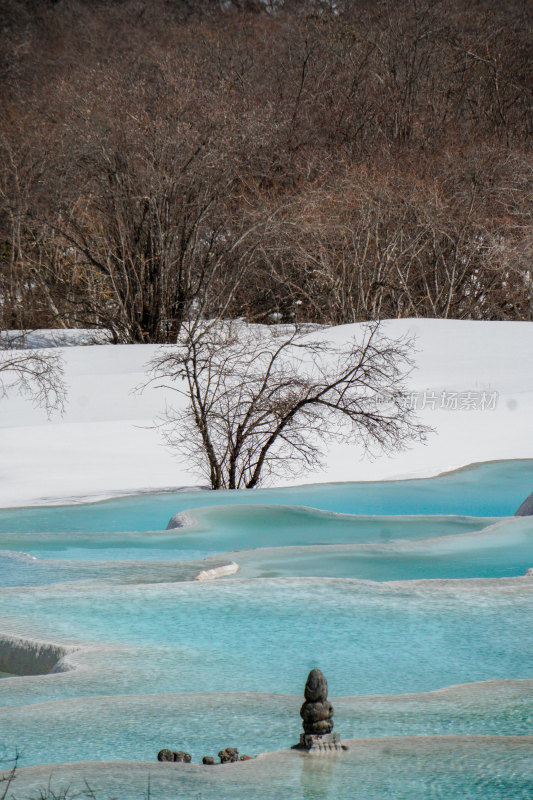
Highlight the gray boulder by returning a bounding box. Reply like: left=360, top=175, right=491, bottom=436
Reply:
left=515, top=492, right=533, bottom=516
left=157, top=749, right=174, bottom=762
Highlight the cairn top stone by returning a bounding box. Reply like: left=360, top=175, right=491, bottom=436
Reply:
left=304, top=669, right=328, bottom=703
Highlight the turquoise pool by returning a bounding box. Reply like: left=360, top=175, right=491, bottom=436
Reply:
left=0, top=459, right=532, bottom=800
left=0, top=459, right=531, bottom=533
left=0, top=511, right=498, bottom=569
left=2, top=578, right=532, bottom=705
left=6, top=737, right=533, bottom=800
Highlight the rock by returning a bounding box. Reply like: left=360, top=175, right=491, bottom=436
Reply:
left=304, top=668, right=328, bottom=703
left=515, top=492, right=533, bottom=516
left=218, top=747, right=239, bottom=763
left=295, top=731, right=346, bottom=752
left=524, top=568, right=533, bottom=576
left=173, top=751, right=191, bottom=763
left=202, top=756, right=215, bottom=765
left=304, top=719, right=334, bottom=735
left=300, top=700, right=334, bottom=724
left=157, top=749, right=174, bottom=762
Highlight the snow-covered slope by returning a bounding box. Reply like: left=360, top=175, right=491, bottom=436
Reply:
left=0, top=319, right=531, bottom=507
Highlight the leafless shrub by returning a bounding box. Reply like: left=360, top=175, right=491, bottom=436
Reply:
left=147, top=320, right=430, bottom=489
left=0, top=335, right=66, bottom=415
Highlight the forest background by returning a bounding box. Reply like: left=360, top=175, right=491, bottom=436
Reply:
left=1, top=0, right=531, bottom=344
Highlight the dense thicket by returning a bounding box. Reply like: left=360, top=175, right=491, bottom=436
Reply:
left=1, top=0, right=531, bottom=340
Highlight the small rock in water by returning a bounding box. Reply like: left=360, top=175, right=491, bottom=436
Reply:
left=157, top=749, right=174, bottom=762
left=218, top=747, right=239, bottom=763
left=515, top=492, right=533, bottom=516
left=524, top=568, right=533, bottom=576
left=202, top=756, right=215, bottom=765
left=173, top=751, right=192, bottom=763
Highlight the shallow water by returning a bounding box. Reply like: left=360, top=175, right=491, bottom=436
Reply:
left=0, top=511, right=497, bottom=568
left=8, top=738, right=533, bottom=800
left=231, top=517, right=533, bottom=581
left=2, top=579, right=532, bottom=708
left=2, top=682, right=532, bottom=766
left=0, top=549, right=211, bottom=587
left=0, top=459, right=531, bottom=533
left=1, top=515, right=531, bottom=588
left=0, top=459, right=532, bottom=797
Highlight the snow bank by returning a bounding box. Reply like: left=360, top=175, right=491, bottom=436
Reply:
left=0, top=319, right=532, bottom=507
left=194, top=561, right=240, bottom=581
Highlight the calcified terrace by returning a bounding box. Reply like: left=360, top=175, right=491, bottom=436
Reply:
left=0, top=460, right=532, bottom=800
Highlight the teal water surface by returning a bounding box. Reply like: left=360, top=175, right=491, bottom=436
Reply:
left=1, top=579, right=532, bottom=707
left=6, top=738, right=533, bottom=800
left=231, top=517, right=533, bottom=581
left=2, top=516, right=533, bottom=586
left=1, top=458, right=532, bottom=798
left=3, top=682, right=532, bottom=766
left=0, top=510, right=496, bottom=566
left=0, top=459, right=531, bottom=533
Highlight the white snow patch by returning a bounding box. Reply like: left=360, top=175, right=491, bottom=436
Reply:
left=194, top=561, right=240, bottom=581
left=0, top=319, right=531, bottom=507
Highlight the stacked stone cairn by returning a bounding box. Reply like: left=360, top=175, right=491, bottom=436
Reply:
left=294, top=668, right=347, bottom=753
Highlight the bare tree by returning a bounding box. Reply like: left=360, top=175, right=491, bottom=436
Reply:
left=0, top=334, right=66, bottom=415
left=2, top=0, right=530, bottom=334
left=147, top=320, right=429, bottom=489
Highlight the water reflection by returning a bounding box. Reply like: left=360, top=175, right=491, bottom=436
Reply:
left=300, top=754, right=337, bottom=800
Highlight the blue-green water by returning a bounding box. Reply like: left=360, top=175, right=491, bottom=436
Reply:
left=232, top=517, right=533, bottom=581
left=3, top=682, right=533, bottom=766
left=6, top=738, right=533, bottom=800
left=0, top=510, right=497, bottom=566
left=2, top=579, right=531, bottom=702
left=0, top=459, right=532, bottom=799
left=0, top=459, right=531, bottom=533
left=1, top=516, right=532, bottom=587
